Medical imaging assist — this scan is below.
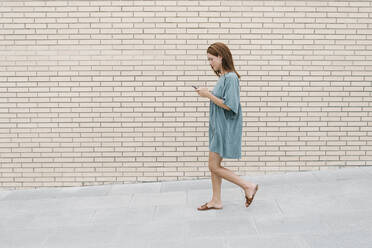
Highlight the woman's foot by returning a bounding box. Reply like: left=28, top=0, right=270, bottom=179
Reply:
left=244, top=183, right=259, bottom=208
left=197, top=201, right=223, bottom=211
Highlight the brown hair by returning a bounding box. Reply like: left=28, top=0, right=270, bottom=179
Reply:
left=207, top=42, right=240, bottom=79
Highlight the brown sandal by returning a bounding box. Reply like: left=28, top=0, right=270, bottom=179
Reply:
left=197, top=203, right=223, bottom=211
left=245, top=184, right=259, bottom=208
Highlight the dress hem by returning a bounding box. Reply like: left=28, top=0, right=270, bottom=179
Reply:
left=209, top=149, right=241, bottom=159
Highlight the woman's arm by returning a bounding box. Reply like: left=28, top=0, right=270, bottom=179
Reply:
left=196, top=88, right=231, bottom=111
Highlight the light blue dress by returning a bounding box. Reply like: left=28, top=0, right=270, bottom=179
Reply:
left=209, top=72, right=242, bottom=159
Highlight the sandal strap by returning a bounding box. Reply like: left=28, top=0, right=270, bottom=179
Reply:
left=199, top=203, right=209, bottom=209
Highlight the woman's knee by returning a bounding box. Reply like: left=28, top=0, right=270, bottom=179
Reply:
left=208, top=164, right=219, bottom=173
left=208, top=152, right=222, bottom=173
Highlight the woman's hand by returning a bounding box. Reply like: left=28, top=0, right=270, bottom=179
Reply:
left=196, top=87, right=231, bottom=111
left=196, top=88, right=211, bottom=98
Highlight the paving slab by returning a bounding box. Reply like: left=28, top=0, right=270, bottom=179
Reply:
left=1, top=166, right=372, bottom=248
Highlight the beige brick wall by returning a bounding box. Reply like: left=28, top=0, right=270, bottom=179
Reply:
left=1, top=0, right=371, bottom=189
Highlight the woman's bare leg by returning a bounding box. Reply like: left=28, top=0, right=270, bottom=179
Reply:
left=209, top=171, right=223, bottom=207
left=199, top=151, right=257, bottom=209
left=200, top=153, right=223, bottom=209
left=208, top=152, right=257, bottom=201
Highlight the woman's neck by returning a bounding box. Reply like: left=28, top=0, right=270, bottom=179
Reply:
left=220, top=70, right=229, bottom=76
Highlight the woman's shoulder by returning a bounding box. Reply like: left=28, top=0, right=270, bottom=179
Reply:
left=224, top=72, right=239, bottom=82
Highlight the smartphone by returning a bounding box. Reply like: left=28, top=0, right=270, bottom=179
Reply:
left=192, top=85, right=198, bottom=89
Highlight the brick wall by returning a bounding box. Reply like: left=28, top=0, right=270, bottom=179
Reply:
left=1, top=0, right=371, bottom=189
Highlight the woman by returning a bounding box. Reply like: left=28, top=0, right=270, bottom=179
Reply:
left=195, top=42, right=258, bottom=210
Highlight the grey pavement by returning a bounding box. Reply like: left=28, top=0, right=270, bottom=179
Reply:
left=1, top=166, right=372, bottom=248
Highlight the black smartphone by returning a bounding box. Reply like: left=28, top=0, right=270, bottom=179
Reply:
left=192, top=85, right=198, bottom=89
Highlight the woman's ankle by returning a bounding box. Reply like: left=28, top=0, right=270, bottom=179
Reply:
left=211, top=198, right=222, bottom=204
left=243, top=182, right=256, bottom=192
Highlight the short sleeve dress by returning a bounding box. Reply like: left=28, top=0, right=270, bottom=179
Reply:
left=209, top=72, right=242, bottom=159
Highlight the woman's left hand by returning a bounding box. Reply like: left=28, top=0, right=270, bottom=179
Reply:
left=196, top=88, right=211, bottom=98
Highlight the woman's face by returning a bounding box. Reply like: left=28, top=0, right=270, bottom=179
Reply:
left=207, top=53, right=222, bottom=72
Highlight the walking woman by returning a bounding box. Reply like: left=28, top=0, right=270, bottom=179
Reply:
left=195, top=42, right=258, bottom=210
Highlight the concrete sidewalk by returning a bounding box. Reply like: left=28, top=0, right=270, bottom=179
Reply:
left=1, top=166, right=372, bottom=248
